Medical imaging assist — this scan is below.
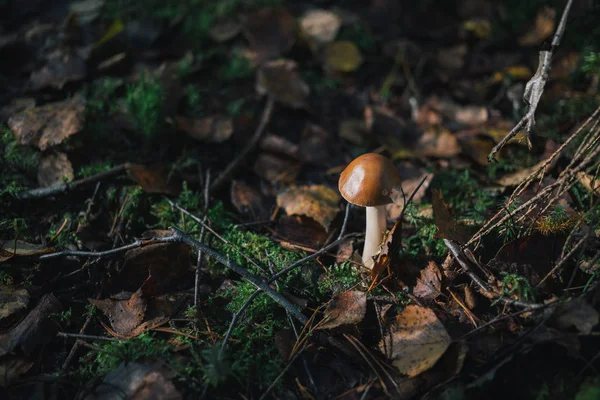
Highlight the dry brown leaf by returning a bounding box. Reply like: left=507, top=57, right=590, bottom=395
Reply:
left=231, top=180, right=269, bottom=219
left=243, top=7, right=296, bottom=61
left=432, top=189, right=471, bottom=244
left=126, top=163, right=181, bottom=196
left=496, top=160, right=546, bottom=187
left=89, top=289, right=146, bottom=335
left=259, top=134, right=300, bottom=159
left=8, top=94, right=85, bottom=151
left=175, top=115, right=233, bottom=143
left=0, top=285, right=29, bottom=321
left=551, top=297, right=599, bottom=335
left=37, top=151, right=74, bottom=188
left=577, top=171, right=600, bottom=196
left=324, top=40, right=363, bottom=72
left=414, top=261, right=443, bottom=300
left=428, top=97, right=488, bottom=127
left=413, top=127, right=461, bottom=158
left=379, top=305, right=451, bottom=377
left=0, top=240, right=54, bottom=263
left=209, top=18, right=241, bottom=42
left=254, top=152, right=301, bottom=184
left=276, top=215, right=329, bottom=250
left=317, top=290, right=367, bottom=330
left=299, top=9, right=342, bottom=47
left=338, top=119, right=367, bottom=145
left=518, top=6, right=556, bottom=47
left=30, top=52, right=86, bottom=90
left=276, top=184, right=340, bottom=231
left=256, top=59, right=310, bottom=108
left=0, top=294, right=62, bottom=357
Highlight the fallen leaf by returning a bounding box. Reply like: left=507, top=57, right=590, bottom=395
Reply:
left=414, top=261, right=443, bottom=300
left=496, top=160, right=546, bottom=187
left=428, top=96, right=488, bottom=127
left=335, top=239, right=355, bottom=264
left=102, top=316, right=169, bottom=339
left=0, top=98, right=36, bottom=121
left=432, top=190, right=471, bottom=244
left=551, top=297, right=599, bottom=335
left=317, top=290, right=367, bottom=330
left=89, top=289, right=146, bottom=335
left=37, top=151, right=74, bottom=188
left=577, top=171, right=600, bottom=196
left=175, top=115, right=233, bottom=143
left=338, top=119, right=367, bottom=145
left=30, top=52, right=86, bottom=90
left=437, top=44, right=467, bottom=70
left=0, top=240, right=54, bottom=263
left=0, top=357, right=34, bottom=388
left=276, top=215, right=329, bottom=249
left=254, top=152, right=301, bottom=184
left=299, top=9, right=342, bottom=48
left=379, top=305, right=451, bottom=377
left=88, top=362, right=182, bottom=400
left=231, top=180, right=270, bottom=219
left=324, top=40, right=363, bottom=72
left=0, top=285, right=29, bottom=321
left=256, top=59, right=310, bottom=108
left=8, top=94, right=86, bottom=151
left=209, top=18, right=241, bottom=42
left=415, top=127, right=461, bottom=158
left=243, top=8, right=296, bottom=61
left=126, top=163, right=181, bottom=196
left=0, top=293, right=62, bottom=357
left=518, top=6, right=556, bottom=47
left=119, top=239, right=190, bottom=295
left=276, top=185, right=340, bottom=231
left=259, top=134, right=300, bottom=159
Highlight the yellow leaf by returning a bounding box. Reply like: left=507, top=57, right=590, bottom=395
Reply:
left=462, top=19, right=491, bottom=40
left=379, top=305, right=451, bottom=377
left=325, top=41, right=363, bottom=72
left=93, top=19, right=124, bottom=49
left=505, top=65, right=532, bottom=80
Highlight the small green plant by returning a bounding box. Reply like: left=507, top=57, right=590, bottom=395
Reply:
left=51, top=308, right=73, bottom=323
left=495, top=272, right=535, bottom=304
left=535, top=204, right=579, bottom=236
left=403, top=203, right=448, bottom=259
left=583, top=52, right=600, bottom=74
left=0, top=125, right=39, bottom=197
left=125, top=72, right=165, bottom=138
left=219, top=52, right=253, bottom=81
left=151, top=182, right=202, bottom=230
left=77, top=161, right=114, bottom=178
left=576, top=375, right=600, bottom=400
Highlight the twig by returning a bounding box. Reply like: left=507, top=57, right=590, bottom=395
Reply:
left=16, top=164, right=127, bottom=200
left=194, top=169, right=211, bottom=307
left=57, top=332, right=122, bottom=342
left=210, top=96, right=274, bottom=192
left=488, top=0, right=574, bottom=162
left=444, top=239, right=546, bottom=309
left=537, top=231, right=592, bottom=287
left=40, top=238, right=147, bottom=260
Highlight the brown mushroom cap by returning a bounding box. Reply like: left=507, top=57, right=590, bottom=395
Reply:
left=338, top=153, right=402, bottom=207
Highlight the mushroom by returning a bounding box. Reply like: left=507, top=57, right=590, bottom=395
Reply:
left=338, top=153, right=402, bottom=269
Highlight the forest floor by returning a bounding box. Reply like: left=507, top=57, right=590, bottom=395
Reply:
left=1, top=0, right=600, bottom=399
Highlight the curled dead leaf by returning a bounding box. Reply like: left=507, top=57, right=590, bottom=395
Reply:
left=379, top=305, right=451, bottom=377
left=414, top=261, right=443, bottom=300
left=276, top=184, right=340, bottom=231
left=89, top=289, right=146, bottom=335
left=256, top=59, right=310, bottom=108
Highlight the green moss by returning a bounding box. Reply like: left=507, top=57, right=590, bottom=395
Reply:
left=219, top=52, right=253, bottom=82
left=125, top=72, right=165, bottom=138
left=576, top=376, right=600, bottom=400
left=318, top=262, right=363, bottom=295
left=0, top=124, right=39, bottom=197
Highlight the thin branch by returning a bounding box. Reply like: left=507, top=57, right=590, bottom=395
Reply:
left=444, top=239, right=546, bottom=309
left=210, top=96, right=274, bottom=192
left=16, top=164, right=127, bottom=200
left=488, top=0, right=574, bottom=162
left=194, top=169, right=211, bottom=307
left=40, top=238, right=146, bottom=260
left=57, top=332, right=122, bottom=342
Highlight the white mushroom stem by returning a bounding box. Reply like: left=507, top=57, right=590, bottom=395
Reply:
left=362, top=205, right=388, bottom=269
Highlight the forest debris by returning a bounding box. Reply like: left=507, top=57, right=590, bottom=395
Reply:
left=209, top=18, right=241, bottom=42
left=324, top=41, right=363, bottom=72
left=338, top=119, right=367, bottom=145
left=577, top=171, right=600, bottom=195
left=88, top=362, right=182, bottom=400
left=496, top=160, right=546, bottom=187
left=0, top=241, right=54, bottom=263
left=551, top=297, right=599, bottom=335
left=437, top=44, right=467, bottom=70
left=276, top=184, right=340, bottom=231
left=317, top=290, right=367, bottom=330
left=0, top=285, right=29, bottom=321
left=243, top=7, right=296, bottom=61
left=299, top=9, right=342, bottom=48
left=432, top=189, right=472, bottom=244
left=175, top=115, right=233, bottom=143
left=415, top=127, right=461, bottom=158
left=89, top=289, right=146, bottom=335
left=256, top=59, right=310, bottom=108
left=37, top=151, right=74, bottom=188
left=428, top=97, right=488, bottom=127
left=0, top=294, right=62, bottom=357
left=386, top=162, right=432, bottom=221
left=518, top=6, right=556, bottom=47
left=259, top=134, right=300, bottom=159
left=30, top=52, right=87, bottom=90
left=126, top=163, right=181, bottom=196
left=379, top=305, right=451, bottom=377
left=276, top=215, right=329, bottom=249
left=8, top=94, right=86, bottom=151
left=254, top=152, right=300, bottom=184
left=231, top=180, right=270, bottom=219
left=0, top=357, right=34, bottom=387
left=414, top=261, right=443, bottom=300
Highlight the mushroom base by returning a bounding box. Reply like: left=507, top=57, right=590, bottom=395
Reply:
left=362, top=205, right=388, bottom=269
